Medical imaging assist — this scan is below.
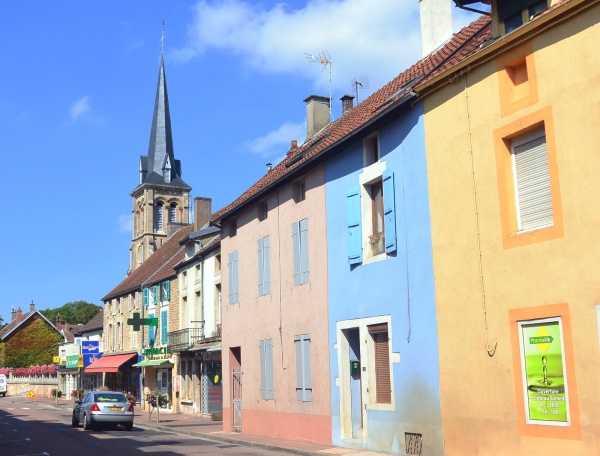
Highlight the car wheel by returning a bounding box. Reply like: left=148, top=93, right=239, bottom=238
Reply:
left=71, top=414, right=79, bottom=427
left=124, top=422, right=133, bottom=431
left=83, top=413, right=92, bottom=430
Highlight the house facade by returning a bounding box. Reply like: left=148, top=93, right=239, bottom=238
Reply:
left=215, top=107, right=332, bottom=442
left=420, top=0, right=600, bottom=453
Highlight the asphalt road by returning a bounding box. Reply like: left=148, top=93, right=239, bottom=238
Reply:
left=0, top=397, right=279, bottom=455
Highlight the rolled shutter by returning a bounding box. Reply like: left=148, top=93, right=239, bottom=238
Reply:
left=513, top=134, right=553, bottom=232
left=382, top=168, right=397, bottom=253
left=346, top=187, right=362, bottom=264
left=369, top=323, right=391, bottom=404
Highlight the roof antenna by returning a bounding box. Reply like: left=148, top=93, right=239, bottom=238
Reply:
left=305, top=50, right=333, bottom=122
left=351, top=76, right=370, bottom=103
left=160, top=18, right=166, bottom=53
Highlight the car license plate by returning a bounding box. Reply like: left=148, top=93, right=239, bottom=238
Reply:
left=108, top=407, right=122, bottom=411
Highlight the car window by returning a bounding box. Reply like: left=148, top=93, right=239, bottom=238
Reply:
left=94, top=393, right=127, bottom=403
left=81, top=393, right=90, bottom=403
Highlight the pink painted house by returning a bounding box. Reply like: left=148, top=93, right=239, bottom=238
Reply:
left=213, top=97, right=331, bottom=444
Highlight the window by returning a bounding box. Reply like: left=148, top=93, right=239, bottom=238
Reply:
left=259, top=339, right=274, bottom=400
left=228, top=250, right=239, bottom=304
left=368, top=323, right=391, bottom=404
left=364, top=133, right=379, bottom=166
left=117, top=322, right=122, bottom=350
left=112, top=299, right=116, bottom=315
left=169, top=203, right=177, bottom=223
left=143, top=287, right=149, bottom=306
left=499, top=0, right=548, bottom=34
left=161, top=310, right=168, bottom=345
left=294, top=181, right=306, bottom=203
left=161, top=281, right=170, bottom=303
left=112, top=323, right=116, bottom=351
left=348, top=166, right=397, bottom=264
left=131, top=325, right=137, bottom=348
left=119, top=297, right=123, bottom=314
left=148, top=313, right=156, bottom=346
left=258, top=236, right=271, bottom=296
left=292, top=219, right=309, bottom=285
left=511, top=128, right=553, bottom=232
left=155, top=202, right=164, bottom=231
left=258, top=203, right=268, bottom=221
left=295, top=334, right=312, bottom=401
left=229, top=219, right=237, bottom=237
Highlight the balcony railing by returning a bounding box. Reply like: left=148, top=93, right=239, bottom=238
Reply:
left=167, top=325, right=221, bottom=353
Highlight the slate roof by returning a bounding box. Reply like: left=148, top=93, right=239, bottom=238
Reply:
left=73, top=310, right=104, bottom=335
left=102, top=225, right=194, bottom=301
left=212, top=15, right=492, bottom=223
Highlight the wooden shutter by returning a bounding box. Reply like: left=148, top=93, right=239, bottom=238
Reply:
left=161, top=310, right=168, bottom=344
left=295, top=334, right=312, bottom=401
left=258, top=238, right=264, bottom=296
left=260, top=339, right=275, bottom=400
left=165, top=281, right=170, bottom=301
left=292, top=222, right=301, bottom=285
left=263, top=236, right=271, bottom=294
left=346, top=187, right=362, bottom=264
left=259, top=340, right=267, bottom=399
left=300, top=219, right=309, bottom=284
left=143, top=288, right=148, bottom=306
left=228, top=251, right=239, bottom=304
left=512, top=132, right=553, bottom=232
left=148, top=313, right=155, bottom=346
left=382, top=168, right=397, bottom=253
left=369, top=323, right=391, bottom=404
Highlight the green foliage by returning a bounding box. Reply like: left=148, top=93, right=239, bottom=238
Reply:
left=4, top=318, right=63, bottom=368
left=41, top=300, right=101, bottom=325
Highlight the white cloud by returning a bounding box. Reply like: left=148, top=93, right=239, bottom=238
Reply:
left=244, top=121, right=305, bottom=159
left=117, top=214, right=132, bottom=233
left=69, top=96, right=91, bottom=123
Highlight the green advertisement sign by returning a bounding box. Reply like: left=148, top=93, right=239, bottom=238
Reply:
left=520, top=319, right=569, bottom=425
left=66, top=355, right=80, bottom=369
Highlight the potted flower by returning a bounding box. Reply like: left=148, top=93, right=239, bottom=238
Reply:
left=145, top=390, right=168, bottom=422
left=50, top=389, right=62, bottom=398
left=123, top=390, right=137, bottom=404
left=71, top=389, right=84, bottom=400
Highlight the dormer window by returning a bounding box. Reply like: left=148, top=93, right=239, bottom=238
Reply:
left=499, top=0, right=548, bottom=34
left=164, top=157, right=172, bottom=183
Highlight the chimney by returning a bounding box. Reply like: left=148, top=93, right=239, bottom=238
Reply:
left=64, top=322, right=70, bottom=334
left=340, top=94, right=355, bottom=114
left=304, top=95, right=330, bottom=140
left=11, top=308, right=16, bottom=321
left=194, top=197, right=212, bottom=231
left=16, top=307, right=23, bottom=322
left=30, top=300, right=35, bottom=313
left=56, top=313, right=62, bottom=331
left=266, top=163, right=273, bottom=172
left=419, top=0, right=453, bottom=58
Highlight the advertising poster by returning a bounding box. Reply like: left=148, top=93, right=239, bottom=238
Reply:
left=81, top=341, right=101, bottom=367
left=519, top=318, right=569, bottom=425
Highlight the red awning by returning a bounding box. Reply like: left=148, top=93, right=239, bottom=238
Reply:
left=85, top=353, right=137, bottom=373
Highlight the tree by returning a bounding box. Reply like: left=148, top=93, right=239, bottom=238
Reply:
left=3, top=318, right=63, bottom=368
left=41, top=301, right=101, bottom=325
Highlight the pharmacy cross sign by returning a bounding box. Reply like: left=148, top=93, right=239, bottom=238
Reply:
left=127, top=312, right=158, bottom=332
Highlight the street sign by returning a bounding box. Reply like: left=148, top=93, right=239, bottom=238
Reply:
left=127, top=312, right=158, bottom=331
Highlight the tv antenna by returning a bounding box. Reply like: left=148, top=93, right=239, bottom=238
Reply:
left=351, top=76, right=370, bottom=103
left=305, top=50, right=333, bottom=121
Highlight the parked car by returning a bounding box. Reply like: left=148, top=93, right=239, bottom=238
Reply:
left=72, top=391, right=134, bottom=431
left=0, top=374, right=6, bottom=397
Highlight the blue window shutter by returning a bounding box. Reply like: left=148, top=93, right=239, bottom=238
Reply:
left=153, top=285, right=159, bottom=304
left=259, top=340, right=266, bottom=399
left=266, top=339, right=274, bottom=399
left=258, top=238, right=264, bottom=296
left=263, top=236, right=271, bottom=294
left=300, top=219, right=309, bottom=284
left=303, top=336, right=312, bottom=401
left=165, top=281, right=170, bottom=301
left=233, top=251, right=239, bottom=303
left=292, top=222, right=301, bottom=285
left=346, top=187, right=362, bottom=264
left=161, top=310, right=168, bottom=344
left=228, top=253, right=234, bottom=304
left=295, top=336, right=303, bottom=400
left=143, top=288, right=148, bottom=306
left=382, top=168, right=397, bottom=253
left=148, top=313, right=155, bottom=346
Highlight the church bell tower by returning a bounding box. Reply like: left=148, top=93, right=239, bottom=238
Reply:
left=129, top=39, right=191, bottom=274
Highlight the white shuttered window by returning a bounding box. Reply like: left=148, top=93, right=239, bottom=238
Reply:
left=511, top=128, right=553, bottom=232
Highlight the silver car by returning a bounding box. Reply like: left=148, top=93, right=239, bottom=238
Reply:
left=72, top=391, right=134, bottom=431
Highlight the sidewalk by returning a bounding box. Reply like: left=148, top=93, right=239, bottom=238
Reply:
left=19, top=395, right=388, bottom=456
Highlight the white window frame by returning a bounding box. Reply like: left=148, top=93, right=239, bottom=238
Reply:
left=359, top=160, right=387, bottom=263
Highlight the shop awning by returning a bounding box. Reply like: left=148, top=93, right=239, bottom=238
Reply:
left=84, top=353, right=137, bottom=373
left=132, top=359, right=172, bottom=367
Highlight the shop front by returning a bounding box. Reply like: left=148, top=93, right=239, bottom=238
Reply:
left=134, top=346, right=174, bottom=411
left=85, top=352, right=139, bottom=396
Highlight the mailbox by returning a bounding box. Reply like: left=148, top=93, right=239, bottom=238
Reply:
left=350, top=359, right=360, bottom=375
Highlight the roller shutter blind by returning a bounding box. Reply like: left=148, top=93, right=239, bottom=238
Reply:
left=369, top=323, right=391, bottom=404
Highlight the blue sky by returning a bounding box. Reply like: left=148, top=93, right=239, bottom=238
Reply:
left=1, top=0, right=481, bottom=323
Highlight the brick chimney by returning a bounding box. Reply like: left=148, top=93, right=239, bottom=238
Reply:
left=304, top=95, right=330, bottom=140
left=419, top=0, right=453, bottom=57
left=16, top=307, right=23, bottom=322
left=194, top=197, right=212, bottom=231
left=56, top=313, right=62, bottom=331
left=340, top=94, right=354, bottom=114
